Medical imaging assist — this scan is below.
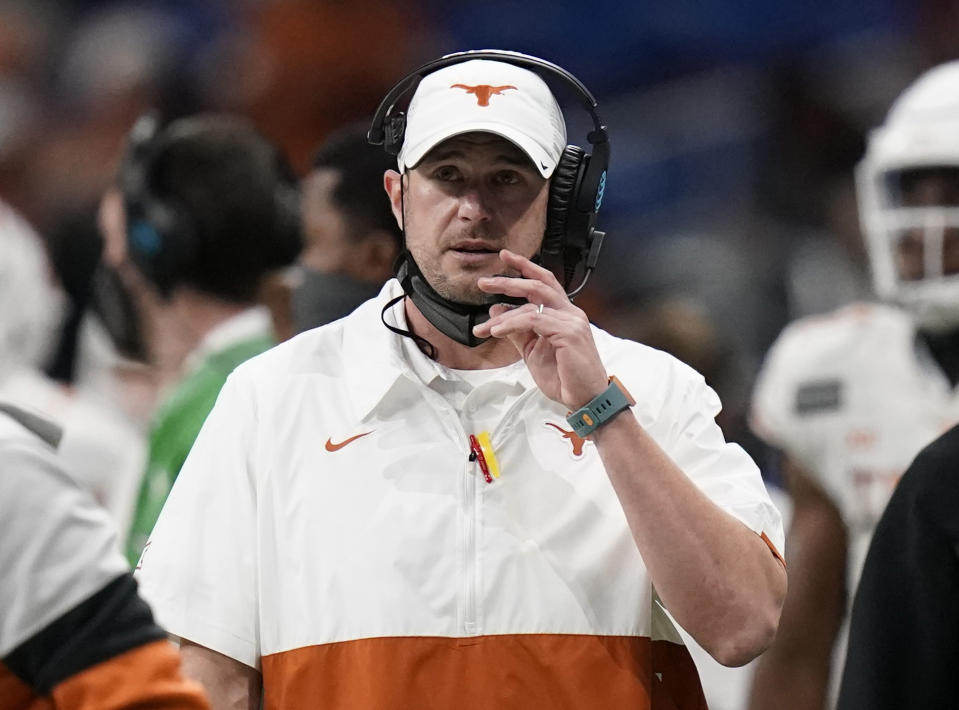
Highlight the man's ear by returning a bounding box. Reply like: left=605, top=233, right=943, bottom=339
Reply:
left=384, top=170, right=404, bottom=230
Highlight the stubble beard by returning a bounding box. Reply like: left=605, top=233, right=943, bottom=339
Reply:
left=408, top=219, right=500, bottom=306
left=419, top=255, right=490, bottom=306
left=402, top=193, right=522, bottom=306
left=417, top=227, right=525, bottom=306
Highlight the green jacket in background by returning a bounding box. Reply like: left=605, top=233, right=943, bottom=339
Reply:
left=126, top=332, right=274, bottom=566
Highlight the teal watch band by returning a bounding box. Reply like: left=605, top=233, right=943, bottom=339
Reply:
left=566, top=376, right=636, bottom=438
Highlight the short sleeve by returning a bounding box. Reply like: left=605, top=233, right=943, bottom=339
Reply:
left=135, top=373, right=261, bottom=669
left=670, top=373, right=786, bottom=561
left=0, top=428, right=129, bottom=656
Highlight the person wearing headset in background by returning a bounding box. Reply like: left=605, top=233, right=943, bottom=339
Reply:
left=135, top=51, right=786, bottom=709
left=95, top=113, right=302, bottom=566
left=748, top=61, right=959, bottom=709
left=290, top=122, right=404, bottom=335
left=0, top=402, right=210, bottom=710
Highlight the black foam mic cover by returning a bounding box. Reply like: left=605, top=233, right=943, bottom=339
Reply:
left=395, top=254, right=526, bottom=348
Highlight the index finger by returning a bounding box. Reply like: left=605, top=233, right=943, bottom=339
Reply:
left=498, top=249, right=564, bottom=292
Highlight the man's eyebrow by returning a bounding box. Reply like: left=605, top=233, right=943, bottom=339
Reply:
left=495, top=153, right=535, bottom=168
left=420, top=148, right=467, bottom=164
left=420, top=149, right=535, bottom=169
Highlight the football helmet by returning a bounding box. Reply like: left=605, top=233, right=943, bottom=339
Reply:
left=857, top=60, right=959, bottom=331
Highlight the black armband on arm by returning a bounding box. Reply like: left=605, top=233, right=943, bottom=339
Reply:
left=3, top=573, right=166, bottom=694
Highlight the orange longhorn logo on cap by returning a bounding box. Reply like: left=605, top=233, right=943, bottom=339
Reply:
left=450, top=84, right=517, bottom=106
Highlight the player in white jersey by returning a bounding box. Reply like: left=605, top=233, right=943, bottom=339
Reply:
left=747, top=60, right=959, bottom=709
left=0, top=402, right=210, bottom=709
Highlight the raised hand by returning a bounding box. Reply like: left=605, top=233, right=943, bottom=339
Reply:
left=472, top=249, right=608, bottom=410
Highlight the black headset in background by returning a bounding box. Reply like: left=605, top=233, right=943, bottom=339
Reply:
left=119, top=112, right=302, bottom=297
left=368, top=49, right=610, bottom=296
left=119, top=112, right=194, bottom=295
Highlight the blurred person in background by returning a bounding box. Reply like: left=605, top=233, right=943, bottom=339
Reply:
left=749, top=60, right=959, bottom=709
left=290, top=122, right=403, bottom=335
left=0, top=401, right=210, bottom=710
left=837, top=422, right=959, bottom=709
left=0, top=198, right=144, bottom=536
left=100, top=113, right=302, bottom=566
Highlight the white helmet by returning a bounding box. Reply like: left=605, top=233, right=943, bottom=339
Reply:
left=857, top=60, right=959, bottom=331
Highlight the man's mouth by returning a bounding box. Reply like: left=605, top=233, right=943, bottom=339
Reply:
left=450, top=241, right=499, bottom=256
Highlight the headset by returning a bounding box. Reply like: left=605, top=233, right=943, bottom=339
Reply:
left=119, top=112, right=302, bottom=297
left=368, top=49, right=609, bottom=296
left=119, top=112, right=194, bottom=296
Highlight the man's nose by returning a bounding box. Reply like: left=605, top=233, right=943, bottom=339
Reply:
left=457, top=187, right=492, bottom=222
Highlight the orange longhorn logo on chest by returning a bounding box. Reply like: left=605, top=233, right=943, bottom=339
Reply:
left=450, top=83, right=517, bottom=106
left=544, top=422, right=587, bottom=457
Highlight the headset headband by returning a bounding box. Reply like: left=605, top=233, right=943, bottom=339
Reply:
left=368, top=49, right=609, bottom=152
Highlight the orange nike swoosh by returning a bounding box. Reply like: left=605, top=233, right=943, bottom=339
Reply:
left=325, top=431, right=374, bottom=452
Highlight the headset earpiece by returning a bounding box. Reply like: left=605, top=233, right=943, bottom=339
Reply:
left=127, top=220, right=163, bottom=260
left=544, top=146, right=585, bottom=256
left=127, top=200, right=196, bottom=297
left=120, top=116, right=198, bottom=296
left=543, top=146, right=587, bottom=286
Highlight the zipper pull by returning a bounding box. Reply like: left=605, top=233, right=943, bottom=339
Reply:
left=468, top=434, right=493, bottom=484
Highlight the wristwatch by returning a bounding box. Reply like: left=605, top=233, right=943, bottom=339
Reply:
left=566, top=376, right=636, bottom=438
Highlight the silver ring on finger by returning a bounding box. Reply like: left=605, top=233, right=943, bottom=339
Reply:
left=537, top=303, right=545, bottom=314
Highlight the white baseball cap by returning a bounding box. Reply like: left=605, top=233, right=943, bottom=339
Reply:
left=397, top=58, right=567, bottom=178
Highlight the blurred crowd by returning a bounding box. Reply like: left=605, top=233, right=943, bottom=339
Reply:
left=4, top=0, right=956, bottom=470
left=4, top=0, right=959, bottom=708
left=0, top=0, right=434, bottom=536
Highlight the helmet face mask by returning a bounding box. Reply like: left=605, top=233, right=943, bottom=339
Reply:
left=858, top=61, right=959, bottom=331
